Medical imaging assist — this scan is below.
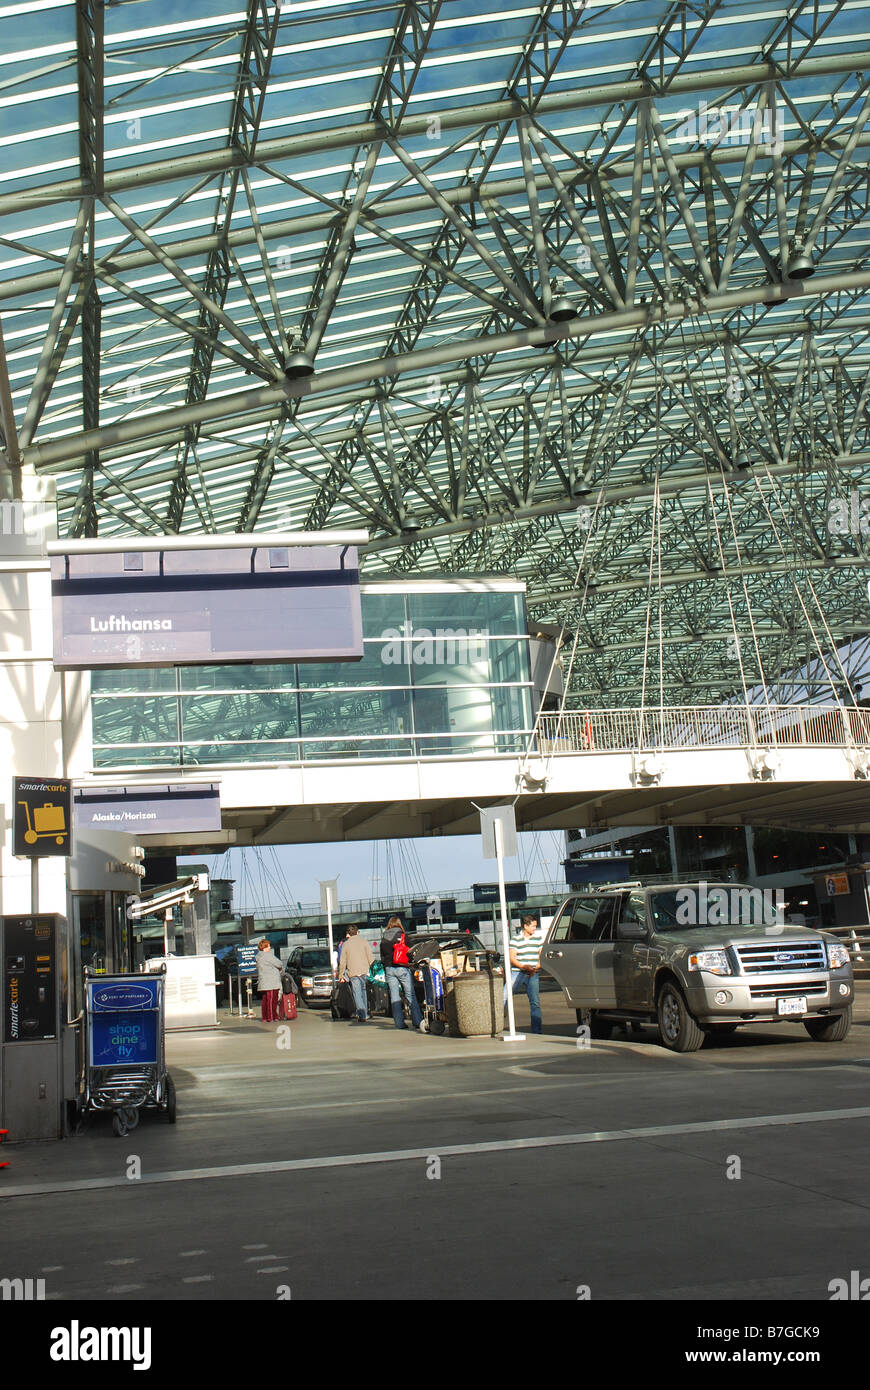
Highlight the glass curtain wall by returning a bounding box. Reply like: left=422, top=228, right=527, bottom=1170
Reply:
left=91, top=587, right=534, bottom=767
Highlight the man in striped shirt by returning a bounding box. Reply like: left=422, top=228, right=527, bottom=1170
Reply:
left=507, top=915, right=545, bottom=1034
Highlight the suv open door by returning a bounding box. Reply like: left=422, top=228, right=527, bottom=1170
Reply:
left=542, top=895, right=618, bottom=1007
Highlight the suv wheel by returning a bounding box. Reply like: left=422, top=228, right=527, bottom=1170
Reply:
left=656, top=982, right=705, bottom=1053
left=803, top=1008, right=852, bottom=1042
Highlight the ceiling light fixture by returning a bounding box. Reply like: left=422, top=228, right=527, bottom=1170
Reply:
left=283, top=335, right=314, bottom=380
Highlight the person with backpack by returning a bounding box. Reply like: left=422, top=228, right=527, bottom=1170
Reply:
left=379, top=916, right=423, bottom=1030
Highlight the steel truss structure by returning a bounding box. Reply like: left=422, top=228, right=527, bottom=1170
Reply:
left=0, top=0, right=868, bottom=706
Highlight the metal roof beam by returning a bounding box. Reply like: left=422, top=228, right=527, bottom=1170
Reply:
left=6, top=122, right=870, bottom=305
left=25, top=267, right=870, bottom=472
left=5, top=49, right=866, bottom=218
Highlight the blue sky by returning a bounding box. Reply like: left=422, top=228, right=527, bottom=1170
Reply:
left=180, top=828, right=568, bottom=915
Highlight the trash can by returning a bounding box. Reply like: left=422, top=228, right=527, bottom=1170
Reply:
left=452, top=971, right=503, bottom=1037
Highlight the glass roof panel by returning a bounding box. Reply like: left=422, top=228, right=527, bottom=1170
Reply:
left=1, top=0, right=868, bottom=704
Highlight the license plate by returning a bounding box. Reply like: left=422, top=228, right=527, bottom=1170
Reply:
left=777, top=996, right=807, bottom=1016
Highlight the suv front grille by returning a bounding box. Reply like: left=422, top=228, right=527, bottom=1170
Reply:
left=748, top=980, right=827, bottom=999
left=734, top=942, right=826, bottom=974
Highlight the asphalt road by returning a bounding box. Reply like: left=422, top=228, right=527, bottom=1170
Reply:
left=2, top=991, right=869, bottom=1303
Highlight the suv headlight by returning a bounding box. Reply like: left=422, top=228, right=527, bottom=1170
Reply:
left=827, top=943, right=850, bottom=970
left=301, top=976, right=313, bottom=987
left=687, top=950, right=732, bottom=976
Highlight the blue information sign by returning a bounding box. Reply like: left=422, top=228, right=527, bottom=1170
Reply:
left=235, top=946, right=259, bottom=977
left=472, top=882, right=527, bottom=904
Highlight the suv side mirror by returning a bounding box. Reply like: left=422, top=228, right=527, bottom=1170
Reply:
left=617, top=922, right=646, bottom=941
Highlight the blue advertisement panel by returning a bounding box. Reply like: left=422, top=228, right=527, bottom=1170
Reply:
left=89, top=980, right=160, bottom=1012
left=88, top=980, right=160, bottom=1067
left=90, top=1010, right=159, bottom=1067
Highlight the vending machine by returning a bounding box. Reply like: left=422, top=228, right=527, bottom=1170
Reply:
left=1, top=915, right=67, bottom=1141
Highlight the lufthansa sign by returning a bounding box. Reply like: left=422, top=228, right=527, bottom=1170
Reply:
left=50, top=542, right=364, bottom=669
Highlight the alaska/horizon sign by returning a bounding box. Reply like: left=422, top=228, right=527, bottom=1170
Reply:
left=73, top=783, right=221, bottom=835
left=50, top=542, right=363, bottom=669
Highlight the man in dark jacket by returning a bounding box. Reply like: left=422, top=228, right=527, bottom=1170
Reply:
left=380, top=916, right=423, bottom=1030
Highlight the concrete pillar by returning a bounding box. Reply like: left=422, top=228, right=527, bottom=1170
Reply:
left=667, top=825, right=680, bottom=876
left=745, top=824, right=758, bottom=881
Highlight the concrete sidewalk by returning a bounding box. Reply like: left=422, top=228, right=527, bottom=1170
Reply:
left=166, top=978, right=870, bottom=1073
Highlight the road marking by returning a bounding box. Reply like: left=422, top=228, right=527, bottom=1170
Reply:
left=182, top=1065, right=362, bottom=1082
left=2, top=1106, right=869, bottom=1199
left=256, top=1266, right=288, bottom=1274
left=182, top=1275, right=214, bottom=1284
left=105, top=1258, right=137, bottom=1266
left=179, top=1249, right=207, bottom=1257
left=106, top=1285, right=144, bottom=1294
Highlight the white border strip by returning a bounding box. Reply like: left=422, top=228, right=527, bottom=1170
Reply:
left=2, top=1106, right=869, bottom=1199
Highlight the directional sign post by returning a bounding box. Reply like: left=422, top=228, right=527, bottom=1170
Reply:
left=480, top=804, right=524, bottom=1043
left=319, top=879, right=339, bottom=974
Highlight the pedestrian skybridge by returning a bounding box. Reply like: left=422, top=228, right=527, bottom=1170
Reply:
left=76, top=691, right=870, bottom=848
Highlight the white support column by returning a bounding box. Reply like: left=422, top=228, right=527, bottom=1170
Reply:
left=0, top=470, right=67, bottom=917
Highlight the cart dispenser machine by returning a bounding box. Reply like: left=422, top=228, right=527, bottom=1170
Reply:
left=1, top=915, right=69, bottom=1141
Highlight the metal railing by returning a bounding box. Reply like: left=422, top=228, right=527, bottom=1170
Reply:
left=232, top=881, right=566, bottom=920
left=537, top=705, right=870, bottom=753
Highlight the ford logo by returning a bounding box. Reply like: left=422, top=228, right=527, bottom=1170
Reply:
left=775, top=953, right=794, bottom=963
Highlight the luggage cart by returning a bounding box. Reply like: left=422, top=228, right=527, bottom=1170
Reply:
left=418, top=958, right=448, bottom=1034
left=81, top=966, right=175, bottom=1137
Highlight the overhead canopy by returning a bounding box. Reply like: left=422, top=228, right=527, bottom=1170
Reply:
left=0, top=0, right=868, bottom=704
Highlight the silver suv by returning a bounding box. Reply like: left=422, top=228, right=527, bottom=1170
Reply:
left=542, top=883, right=854, bottom=1052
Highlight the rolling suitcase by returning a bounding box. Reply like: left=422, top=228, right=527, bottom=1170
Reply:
left=280, top=990, right=297, bottom=1021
